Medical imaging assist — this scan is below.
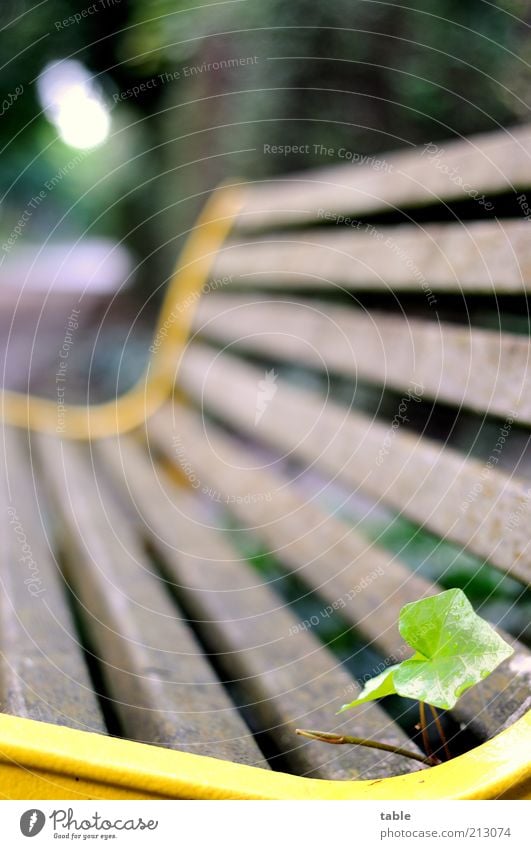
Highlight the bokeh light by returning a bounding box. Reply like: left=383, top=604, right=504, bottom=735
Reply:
left=37, top=59, right=110, bottom=149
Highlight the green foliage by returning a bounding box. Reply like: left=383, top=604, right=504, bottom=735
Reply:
left=4, top=0, right=531, bottom=293
left=127, top=0, right=531, bottom=176
left=340, top=589, right=514, bottom=711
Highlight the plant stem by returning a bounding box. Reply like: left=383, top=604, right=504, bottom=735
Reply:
left=429, top=704, right=452, bottom=761
left=419, top=701, right=434, bottom=761
left=295, top=729, right=440, bottom=767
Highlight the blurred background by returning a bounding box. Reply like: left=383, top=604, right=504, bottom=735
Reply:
left=3, top=0, right=531, bottom=306
left=1, top=0, right=531, bottom=643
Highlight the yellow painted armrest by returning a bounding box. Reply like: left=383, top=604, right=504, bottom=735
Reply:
left=0, top=712, right=529, bottom=800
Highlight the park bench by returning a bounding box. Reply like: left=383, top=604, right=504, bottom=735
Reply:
left=1, top=124, right=531, bottom=800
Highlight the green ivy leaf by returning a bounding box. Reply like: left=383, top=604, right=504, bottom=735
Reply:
left=339, top=665, right=399, bottom=712
left=340, top=589, right=514, bottom=712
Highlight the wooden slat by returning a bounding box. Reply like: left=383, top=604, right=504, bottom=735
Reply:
left=0, top=429, right=106, bottom=733
left=148, top=413, right=438, bottom=660
left=179, top=345, right=531, bottom=586
left=34, top=435, right=267, bottom=767
left=95, top=435, right=425, bottom=779
left=212, top=219, right=531, bottom=293
left=235, top=124, right=531, bottom=230
left=149, top=406, right=531, bottom=741
left=196, top=294, right=531, bottom=424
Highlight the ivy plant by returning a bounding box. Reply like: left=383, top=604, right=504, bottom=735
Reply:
left=297, top=589, right=514, bottom=766
left=341, top=588, right=513, bottom=712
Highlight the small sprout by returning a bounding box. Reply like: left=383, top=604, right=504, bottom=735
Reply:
left=297, top=588, right=514, bottom=768
left=340, top=588, right=514, bottom=712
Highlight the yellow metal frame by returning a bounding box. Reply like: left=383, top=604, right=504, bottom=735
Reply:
left=0, top=711, right=529, bottom=800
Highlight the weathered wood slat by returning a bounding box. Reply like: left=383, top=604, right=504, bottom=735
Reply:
left=147, top=413, right=438, bottom=660
left=0, top=429, right=106, bottom=733
left=212, top=219, right=531, bottom=293
left=94, top=435, right=425, bottom=779
left=149, top=406, right=531, bottom=741
left=235, top=124, right=531, bottom=230
left=179, top=345, right=531, bottom=586
left=196, top=295, right=531, bottom=424
left=34, top=435, right=267, bottom=767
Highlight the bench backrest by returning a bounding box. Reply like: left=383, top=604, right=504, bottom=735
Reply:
left=154, top=124, right=531, bottom=739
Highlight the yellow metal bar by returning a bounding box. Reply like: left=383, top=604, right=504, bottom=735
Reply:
left=0, top=712, right=529, bottom=800
left=0, top=184, right=243, bottom=440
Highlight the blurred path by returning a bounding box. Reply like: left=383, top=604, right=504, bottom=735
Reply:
left=0, top=239, right=135, bottom=396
